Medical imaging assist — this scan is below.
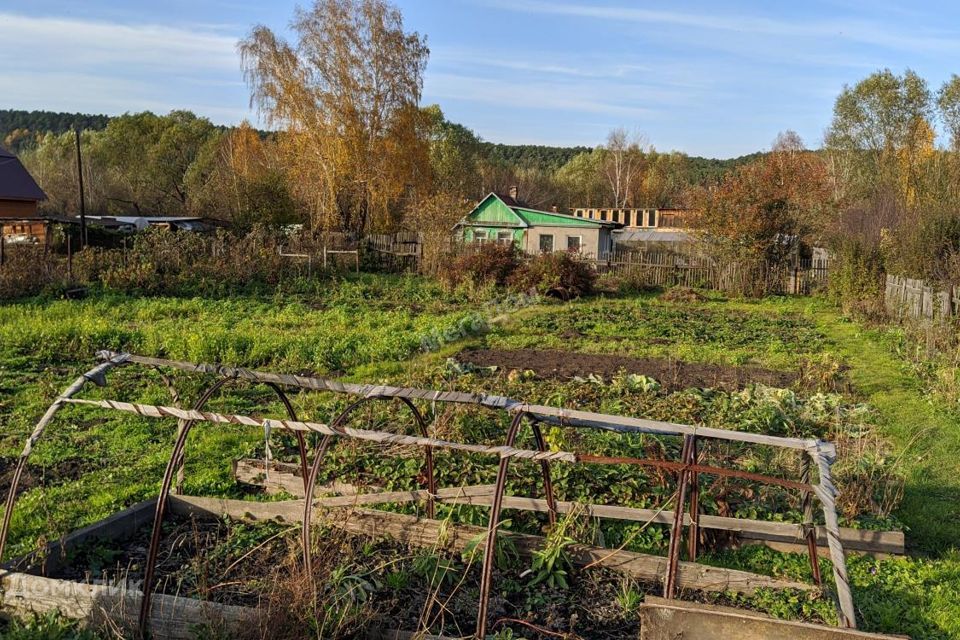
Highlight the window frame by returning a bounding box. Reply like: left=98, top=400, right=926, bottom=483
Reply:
left=539, top=234, right=555, bottom=253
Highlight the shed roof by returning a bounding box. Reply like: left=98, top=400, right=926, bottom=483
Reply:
left=615, top=229, right=693, bottom=243
left=0, top=146, right=46, bottom=202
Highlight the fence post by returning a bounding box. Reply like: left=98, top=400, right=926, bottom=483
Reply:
left=67, top=234, right=73, bottom=281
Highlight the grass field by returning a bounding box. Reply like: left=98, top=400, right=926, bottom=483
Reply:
left=1, top=277, right=958, bottom=638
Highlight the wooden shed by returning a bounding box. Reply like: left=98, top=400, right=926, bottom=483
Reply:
left=0, top=145, right=47, bottom=243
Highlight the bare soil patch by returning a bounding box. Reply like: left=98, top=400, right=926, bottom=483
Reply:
left=458, top=348, right=796, bottom=391
left=0, top=457, right=91, bottom=498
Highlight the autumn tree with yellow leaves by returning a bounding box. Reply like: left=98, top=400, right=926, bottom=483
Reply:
left=239, top=0, right=430, bottom=234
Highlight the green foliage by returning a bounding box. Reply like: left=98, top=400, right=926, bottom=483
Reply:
left=0, top=109, right=110, bottom=152
left=0, top=612, right=101, bottom=640
left=826, top=239, right=886, bottom=319
left=614, top=580, right=643, bottom=614
left=412, top=551, right=460, bottom=587
left=527, top=517, right=575, bottom=590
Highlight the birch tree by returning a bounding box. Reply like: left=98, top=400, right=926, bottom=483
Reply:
left=240, top=0, right=430, bottom=233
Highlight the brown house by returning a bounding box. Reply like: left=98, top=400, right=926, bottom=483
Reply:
left=0, top=145, right=48, bottom=243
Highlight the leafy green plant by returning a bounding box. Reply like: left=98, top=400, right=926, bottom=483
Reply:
left=526, top=519, right=575, bottom=590
left=0, top=612, right=100, bottom=640
left=413, top=551, right=460, bottom=587
left=615, top=580, right=643, bottom=614
left=462, top=520, right=518, bottom=568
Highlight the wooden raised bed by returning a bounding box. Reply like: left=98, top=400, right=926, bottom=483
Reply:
left=235, top=457, right=906, bottom=557
left=1, top=495, right=907, bottom=639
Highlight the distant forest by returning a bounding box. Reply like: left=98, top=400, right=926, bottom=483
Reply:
left=1, top=109, right=110, bottom=150
left=0, top=107, right=769, bottom=224
left=2, top=108, right=759, bottom=181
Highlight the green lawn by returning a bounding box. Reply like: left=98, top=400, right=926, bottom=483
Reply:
left=1, top=281, right=959, bottom=638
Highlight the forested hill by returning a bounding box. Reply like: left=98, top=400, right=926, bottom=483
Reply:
left=482, top=140, right=765, bottom=184
left=480, top=142, right=593, bottom=171
left=1, top=109, right=111, bottom=150
left=1, top=108, right=763, bottom=183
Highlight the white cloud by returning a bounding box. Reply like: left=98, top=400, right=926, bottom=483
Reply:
left=0, top=12, right=240, bottom=72
left=0, top=12, right=253, bottom=124
left=478, top=0, right=960, bottom=55
left=425, top=72, right=656, bottom=118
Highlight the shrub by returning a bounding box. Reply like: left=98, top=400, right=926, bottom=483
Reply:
left=441, top=243, right=521, bottom=289
left=827, top=239, right=886, bottom=319
left=0, top=245, right=62, bottom=299
left=510, top=251, right=595, bottom=300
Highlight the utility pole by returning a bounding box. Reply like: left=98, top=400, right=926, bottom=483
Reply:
left=75, top=128, right=87, bottom=248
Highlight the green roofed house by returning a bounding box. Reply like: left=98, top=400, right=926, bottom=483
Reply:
left=455, top=191, right=618, bottom=257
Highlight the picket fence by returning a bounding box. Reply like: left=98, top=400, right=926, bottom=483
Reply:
left=885, top=274, right=960, bottom=321
left=589, top=250, right=829, bottom=295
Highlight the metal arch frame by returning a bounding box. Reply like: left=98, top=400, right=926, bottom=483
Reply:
left=475, top=411, right=557, bottom=639
left=137, top=377, right=309, bottom=638
left=0, top=355, right=130, bottom=565
left=6, top=353, right=858, bottom=632
left=301, top=394, right=437, bottom=578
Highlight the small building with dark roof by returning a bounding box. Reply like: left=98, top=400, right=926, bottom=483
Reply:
left=0, top=145, right=49, bottom=244
left=0, top=145, right=46, bottom=218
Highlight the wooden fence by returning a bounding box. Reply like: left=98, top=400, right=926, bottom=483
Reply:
left=589, top=250, right=829, bottom=295
left=885, top=274, right=960, bottom=321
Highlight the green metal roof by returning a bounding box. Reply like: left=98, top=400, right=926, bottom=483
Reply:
left=460, top=193, right=607, bottom=229
left=513, top=206, right=604, bottom=227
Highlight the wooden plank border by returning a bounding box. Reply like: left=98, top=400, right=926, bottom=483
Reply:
left=233, top=462, right=904, bottom=556
left=169, top=495, right=815, bottom=595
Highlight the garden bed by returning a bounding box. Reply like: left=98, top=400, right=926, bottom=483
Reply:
left=0, top=495, right=905, bottom=639
left=458, top=347, right=797, bottom=390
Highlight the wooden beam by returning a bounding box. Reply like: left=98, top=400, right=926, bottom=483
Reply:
left=312, top=485, right=495, bottom=509
left=233, top=463, right=904, bottom=556
left=5, top=499, right=157, bottom=575
left=0, top=571, right=255, bottom=640
left=169, top=495, right=814, bottom=596
left=442, top=494, right=904, bottom=556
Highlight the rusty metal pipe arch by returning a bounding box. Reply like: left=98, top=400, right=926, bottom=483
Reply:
left=475, top=411, right=528, bottom=639
left=0, top=354, right=129, bottom=565
left=137, top=376, right=309, bottom=637
left=301, top=394, right=436, bottom=577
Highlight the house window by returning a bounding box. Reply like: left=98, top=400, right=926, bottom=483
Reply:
left=496, top=230, right=513, bottom=245
left=567, top=235, right=582, bottom=252
left=647, top=210, right=657, bottom=227
left=539, top=234, right=554, bottom=253
left=473, top=229, right=488, bottom=244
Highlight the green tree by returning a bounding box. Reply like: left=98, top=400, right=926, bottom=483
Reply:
left=422, top=105, right=482, bottom=198
left=825, top=68, right=932, bottom=205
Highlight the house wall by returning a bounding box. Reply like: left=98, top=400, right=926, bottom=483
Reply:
left=0, top=199, right=38, bottom=218
left=1, top=220, right=48, bottom=243
left=462, top=226, right=525, bottom=247
left=523, top=225, right=605, bottom=257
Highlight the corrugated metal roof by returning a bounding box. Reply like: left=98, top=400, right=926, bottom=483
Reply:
left=615, top=229, right=693, bottom=243
left=0, top=145, right=46, bottom=202
left=513, top=207, right=609, bottom=228
left=458, top=193, right=619, bottom=230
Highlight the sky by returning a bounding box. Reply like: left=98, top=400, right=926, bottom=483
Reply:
left=1, top=0, right=960, bottom=158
